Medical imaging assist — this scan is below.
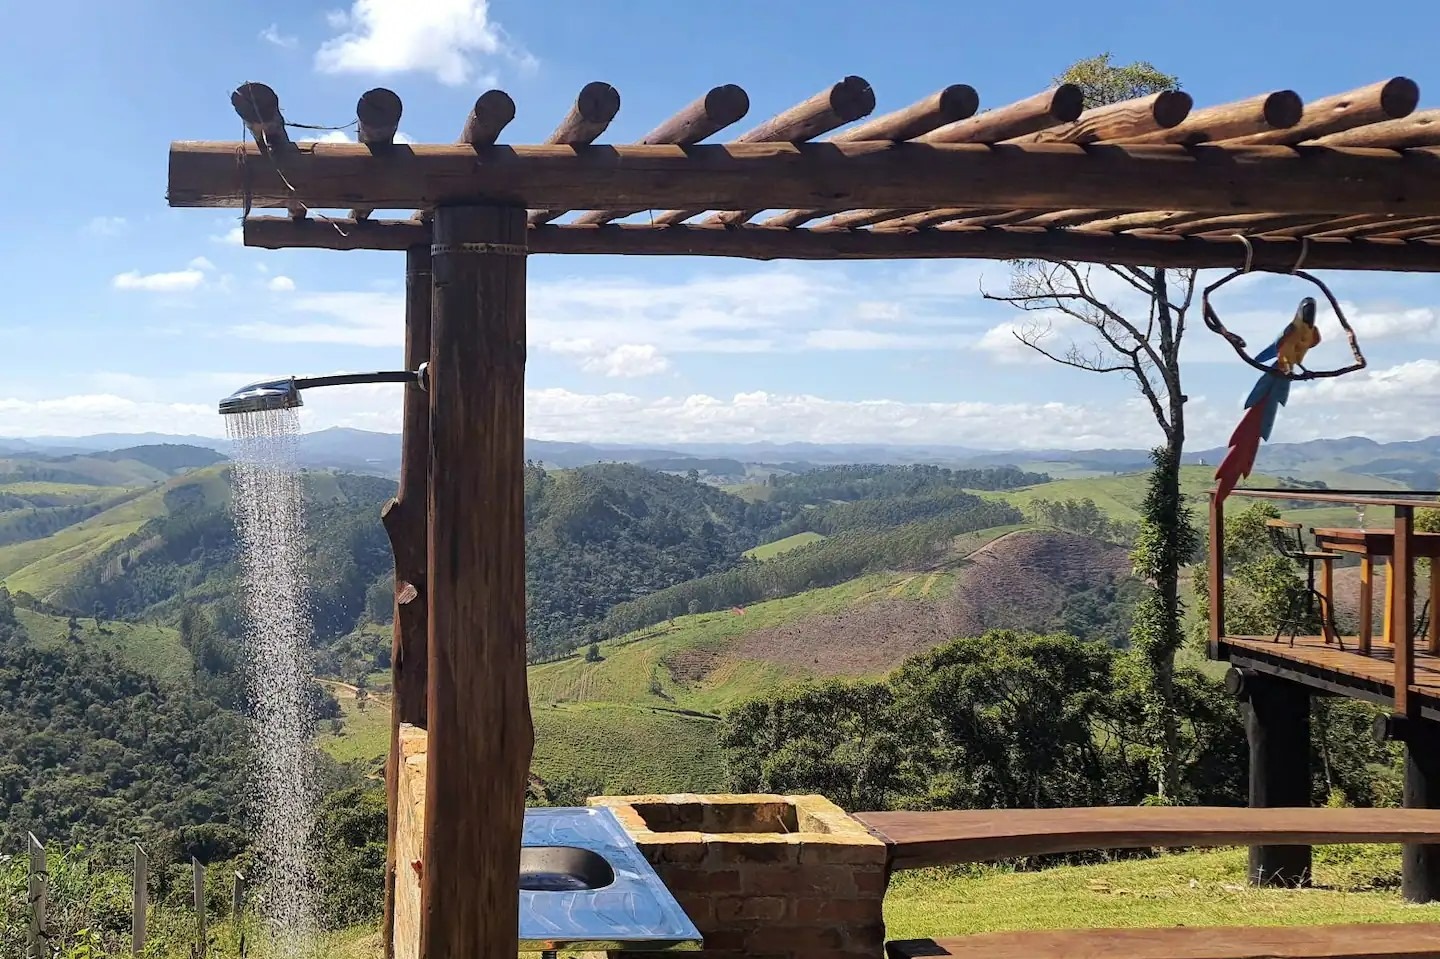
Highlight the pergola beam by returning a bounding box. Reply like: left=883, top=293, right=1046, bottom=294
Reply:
left=170, top=140, right=1440, bottom=217
left=240, top=216, right=1440, bottom=271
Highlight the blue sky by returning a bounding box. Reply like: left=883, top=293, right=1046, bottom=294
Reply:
left=4, top=0, right=1440, bottom=449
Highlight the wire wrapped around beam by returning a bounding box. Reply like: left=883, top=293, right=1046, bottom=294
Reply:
left=1202, top=256, right=1367, bottom=379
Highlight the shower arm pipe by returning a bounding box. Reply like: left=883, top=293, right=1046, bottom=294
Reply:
left=293, top=367, right=426, bottom=392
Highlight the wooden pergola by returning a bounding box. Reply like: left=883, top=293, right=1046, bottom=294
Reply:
left=168, top=73, right=1440, bottom=959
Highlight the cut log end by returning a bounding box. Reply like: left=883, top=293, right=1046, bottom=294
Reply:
left=1154, top=90, right=1195, bottom=129
left=830, top=75, right=877, bottom=124
left=397, top=582, right=420, bottom=605
left=357, top=88, right=403, bottom=144
left=577, top=81, right=621, bottom=124
left=703, top=83, right=751, bottom=128
left=1381, top=76, right=1421, bottom=120
left=232, top=82, right=280, bottom=124
left=461, top=89, right=517, bottom=146
left=938, top=84, right=981, bottom=124
left=1051, top=84, right=1084, bottom=122
left=1264, top=90, right=1305, bottom=129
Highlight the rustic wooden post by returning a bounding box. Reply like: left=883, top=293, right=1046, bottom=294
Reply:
left=420, top=205, right=533, bottom=959
left=132, top=844, right=148, bottom=957
left=1403, top=720, right=1440, bottom=902
left=27, top=833, right=45, bottom=959
left=382, top=243, right=433, bottom=959
left=1394, top=505, right=1416, bottom=717
left=1229, top=669, right=1312, bottom=886
left=1207, top=492, right=1224, bottom=659
left=192, top=857, right=207, bottom=958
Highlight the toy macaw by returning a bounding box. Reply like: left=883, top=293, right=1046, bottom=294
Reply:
left=1214, top=296, right=1321, bottom=502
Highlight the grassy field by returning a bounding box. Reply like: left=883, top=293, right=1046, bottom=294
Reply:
left=744, top=530, right=825, bottom=560
left=982, top=466, right=1273, bottom=525
left=14, top=607, right=192, bottom=682
left=319, top=693, right=392, bottom=766
left=531, top=701, right=725, bottom=793
left=0, top=467, right=229, bottom=599
left=885, top=845, right=1437, bottom=938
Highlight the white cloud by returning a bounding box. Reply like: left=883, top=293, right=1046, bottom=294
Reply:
left=213, top=226, right=245, bottom=246
left=188, top=256, right=216, bottom=272
left=260, top=23, right=298, bottom=48
left=267, top=275, right=297, bottom=293
left=804, top=329, right=971, bottom=351
left=295, top=129, right=355, bottom=144
left=1346, top=303, right=1440, bottom=341
left=393, top=131, right=416, bottom=144
left=314, top=0, right=533, bottom=86
left=0, top=395, right=217, bottom=437
left=547, top=341, right=670, bottom=378
left=854, top=301, right=902, bottom=323
left=112, top=269, right=206, bottom=293
left=83, top=216, right=126, bottom=237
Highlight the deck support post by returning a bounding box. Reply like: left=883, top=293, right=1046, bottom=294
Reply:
left=1229, top=668, right=1312, bottom=886
left=419, top=206, right=533, bottom=959
left=1375, top=713, right=1440, bottom=902
left=382, top=245, right=432, bottom=959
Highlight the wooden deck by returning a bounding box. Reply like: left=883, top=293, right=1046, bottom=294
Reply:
left=888, top=925, right=1440, bottom=959
left=854, top=806, right=1440, bottom=871
left=1217, top=634, right=1440, bottom=720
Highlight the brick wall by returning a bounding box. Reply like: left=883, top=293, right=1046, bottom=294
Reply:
left=393, top=723, right=426, bottom=959
left=591, top=793, right=889, bottom=959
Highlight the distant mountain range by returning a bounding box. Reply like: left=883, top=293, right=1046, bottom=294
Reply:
left=3, top=429, right=1438, bottom=489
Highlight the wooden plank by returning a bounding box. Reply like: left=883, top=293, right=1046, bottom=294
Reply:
left=193, top=858, right=206, bottom=958
left=1208, top=493, right=1223, bottom=659
left=1360, top=557, right=1374, bottom=654
left=168, top=140, right=1440, bottom=217
left=852, top=806, right=1440, bottom=871
left=1396, top=507, right=1417, bottom=717
left=1222, top=77, right=1419, bottom=146
left=1119, top=90, right=1304, bottom=145
left=421, top=206, right=533, bottom=959
left=28, top=833, right=44, bottom=959
left=132, top=845, right=147, bottom=957
left=382, top=245, right=431, bottom=959
left=239, top=216, right=1440, bottom=272
left=888, top=925, right=1440, bottom=959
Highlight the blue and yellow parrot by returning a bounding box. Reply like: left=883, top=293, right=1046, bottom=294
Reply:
left=1214, top=297, right=1321, bottom=502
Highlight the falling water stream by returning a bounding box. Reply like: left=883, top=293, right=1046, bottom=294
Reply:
left=226, top=408, right=320, bottom=952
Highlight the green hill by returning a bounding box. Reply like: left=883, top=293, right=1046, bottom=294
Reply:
left=13, top=607, right=191, bottom=684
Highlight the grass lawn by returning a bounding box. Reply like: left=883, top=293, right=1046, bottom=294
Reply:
left=744, top=530, right=825, bottom=559
left=531, top=701, right=724, bottom=794
left=885, top=845, right=1438, bottom=938
left=14, top=607, right=192, bottom=682
left=318, top=693, right=392, bottom=766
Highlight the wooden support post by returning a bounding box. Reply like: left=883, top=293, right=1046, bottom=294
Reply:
left=1403, top=720, right=1440, bottom=902
left=1429, top=563, right=1440, bottom=655
left=1359, top=556, right=1374, bottom=654
left=1235, top=671, right=1312, bottom=886
left=1375, top=713, right=1440, bottom=904
left=132, top=845, right=148, bottom=957
left=382, top=245, right=432, bottom=959
left=421, top=206, right=533, bottom=959
left=27, top=833, right=45, bottom=959
left=193, top=857, right=207, bottom=957
left=1320, top=558, right=1338, bottom=645
left=1207, top=493, right=1224, bottom=659
left=1395, top=506, right=1416, bottom=718
left=231, top=871, right=245, bottom=918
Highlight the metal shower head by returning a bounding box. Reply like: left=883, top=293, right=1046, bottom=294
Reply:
left=218, top=378, right=302, bottom=415
left=217, top=366, right=426, bottom=416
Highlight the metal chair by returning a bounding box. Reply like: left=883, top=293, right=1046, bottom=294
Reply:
left=1265, top=519, right=1344, bottom=648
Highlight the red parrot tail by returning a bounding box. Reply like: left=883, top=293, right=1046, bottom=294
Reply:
left=1214, top=401, right=1268, bottom=503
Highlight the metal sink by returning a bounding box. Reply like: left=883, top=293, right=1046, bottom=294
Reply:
left=519, top=807, right=702, bottom=952
left=519, top=845, right=615, bottom=891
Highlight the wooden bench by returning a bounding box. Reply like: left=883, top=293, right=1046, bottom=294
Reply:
left=888, top=925, right=1440, bottom=959
left=854, top=806, right=1440, bottom=870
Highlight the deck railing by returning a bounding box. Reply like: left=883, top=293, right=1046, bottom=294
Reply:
left=1210, top=488, right=1440, bottom=718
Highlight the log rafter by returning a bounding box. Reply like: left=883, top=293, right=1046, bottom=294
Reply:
left=172, top=77, right=1440, bottom=271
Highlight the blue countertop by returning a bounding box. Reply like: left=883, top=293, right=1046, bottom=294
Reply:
left=519, top=806, right=702, bottom=952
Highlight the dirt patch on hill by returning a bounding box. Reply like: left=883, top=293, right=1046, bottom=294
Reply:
left=725, top=530, right=1134, bottom=678
left=664, top=645, right=722, bottom=683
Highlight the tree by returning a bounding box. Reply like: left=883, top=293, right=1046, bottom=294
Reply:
left=982, top=53, right=1200, bottom=800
